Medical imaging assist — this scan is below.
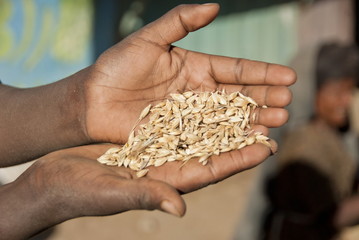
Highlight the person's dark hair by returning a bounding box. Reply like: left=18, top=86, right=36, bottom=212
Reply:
left=315, top=43, right=359, bottom=90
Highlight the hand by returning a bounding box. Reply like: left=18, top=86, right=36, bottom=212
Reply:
left=0, top=136, right=275, bottom=239
left=0, top=4, right=295, bottom=167
left=0, top=144, right=183, bottom=239
left=334, top=195, right=359, bottom=228
left=84, top=3, right=296, bottom=144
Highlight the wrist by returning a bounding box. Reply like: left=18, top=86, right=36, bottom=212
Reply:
left=0, top=160, right=80, bottom=239
left=58, top=67, right=92, bottom=145
left=0, top=69, right=91, bottom=166
left=0, top=181, right=65, bottom=239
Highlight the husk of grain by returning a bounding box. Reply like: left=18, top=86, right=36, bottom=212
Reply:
left=97, top=90, right=271, bottom=177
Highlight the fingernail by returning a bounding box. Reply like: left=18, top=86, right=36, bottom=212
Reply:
left=270, top=140, right=278, bottom=155
left=202, top=3, right=217, bottom=6
left=160, top=200, right=182, bottom=217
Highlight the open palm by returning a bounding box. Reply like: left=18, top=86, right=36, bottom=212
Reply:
left=85, top=4, right=295, bottom=144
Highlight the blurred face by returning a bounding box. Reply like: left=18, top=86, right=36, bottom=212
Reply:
left=316, top=78, right=355, bottom=129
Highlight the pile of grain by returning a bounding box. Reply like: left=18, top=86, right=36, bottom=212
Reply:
left=97, top=90, right=270, bottom=177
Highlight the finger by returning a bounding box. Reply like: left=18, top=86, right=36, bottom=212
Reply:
left=208, top=56, right=296, bottom=86
left=147, top=125, right=272, bottom=193
left=138, top=4, right=220, bottom=45
left=216, top=84, right=293, bottom=107
left=253, top=107, right=289, bottom=127
left=69, top=143, right=120, bottom=159
left=250, top=125, right=277, bottom=153
left=113, top=178, right=186, bottom=217
left=164, top=139, right=276, bottom=192
left=208, top=139, right=277, bottom=176
left=252, top=124, right=270, bottom=136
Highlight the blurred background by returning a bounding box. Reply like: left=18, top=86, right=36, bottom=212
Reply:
left=0, top=0, right=359, bottom=239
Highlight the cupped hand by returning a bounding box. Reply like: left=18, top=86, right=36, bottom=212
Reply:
left=16, top=129, right=272, bottom=223
left=17, top=144, right=185, bottom=220
left=84, top=3, right=296, bottom=144
left=2, top=144, right=180, bottom=239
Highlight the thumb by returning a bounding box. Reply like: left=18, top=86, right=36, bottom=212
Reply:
left=138, top=3, right=220, bottom=45
left=122, top=178, right=186, bottom=217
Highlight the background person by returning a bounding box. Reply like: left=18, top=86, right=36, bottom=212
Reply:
left=263, top=42, right=359, bottom=240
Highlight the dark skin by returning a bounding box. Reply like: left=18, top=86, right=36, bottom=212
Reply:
left=0, top=3, right=294, bottom=167
left=1, top=127, right=273, bottom=239
left=0, top=4, right=296, bottom=239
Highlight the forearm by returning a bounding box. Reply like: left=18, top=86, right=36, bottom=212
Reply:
left=0, top=68, right=90, bottom=166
